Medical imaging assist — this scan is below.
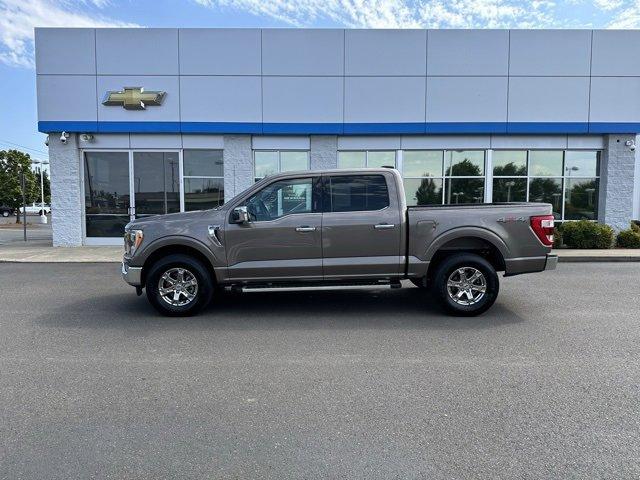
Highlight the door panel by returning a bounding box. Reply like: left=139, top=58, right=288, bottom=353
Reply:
left=322, top=173, right=402, bottom=278
left=225, top=176, right=323, bottom=281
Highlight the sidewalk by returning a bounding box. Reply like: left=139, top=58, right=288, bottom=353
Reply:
left=1, top=243, right=639, bottom=263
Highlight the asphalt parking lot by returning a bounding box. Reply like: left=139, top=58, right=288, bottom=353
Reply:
left=1, top=262, right=639, bottom=479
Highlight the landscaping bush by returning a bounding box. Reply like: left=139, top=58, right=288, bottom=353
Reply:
left=553, top=225, right=564, bottom=248
left=616, top=224, right=640, bottom=248
left=561, top=220, right=613, bottom=249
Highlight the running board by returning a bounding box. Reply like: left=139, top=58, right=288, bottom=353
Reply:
left=232, top=279, right=402, bottom=293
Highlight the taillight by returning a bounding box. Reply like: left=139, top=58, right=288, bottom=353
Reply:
left=530, top=215, right=555, bottom=246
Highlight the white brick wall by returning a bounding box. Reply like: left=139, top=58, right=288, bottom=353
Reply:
left=601, top=134, right=637, bottom=231
left=48, top=134, right=83, bottom=246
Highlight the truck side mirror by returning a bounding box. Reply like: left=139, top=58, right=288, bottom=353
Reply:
left=231, top=206, right=250, bottom=224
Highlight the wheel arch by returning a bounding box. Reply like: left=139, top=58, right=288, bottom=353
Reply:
left=138, top=237, right=220, bottom=286
left=424, top=228, right=508, bottom=281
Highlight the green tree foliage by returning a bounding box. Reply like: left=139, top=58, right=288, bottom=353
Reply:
left=415, top=178, right=440, bottom=205
left=0, top=150, right=40, bottom=223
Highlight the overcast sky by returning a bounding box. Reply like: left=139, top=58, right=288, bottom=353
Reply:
left=1, top=0, right=638, bottom=163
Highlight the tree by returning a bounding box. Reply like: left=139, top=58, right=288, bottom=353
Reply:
left=0, top=150, right=39, bottom=223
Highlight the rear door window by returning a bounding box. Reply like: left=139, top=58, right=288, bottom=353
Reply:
left=327, top=175, right=390, bottom=212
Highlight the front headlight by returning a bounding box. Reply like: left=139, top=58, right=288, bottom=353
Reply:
left=124, top=229, right=144, bottom=256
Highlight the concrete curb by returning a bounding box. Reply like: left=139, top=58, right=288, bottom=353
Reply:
left=557, top=255, right=640, bottom=263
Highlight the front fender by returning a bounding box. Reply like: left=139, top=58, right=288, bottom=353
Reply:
left=130, top=235, right=222, bottom=269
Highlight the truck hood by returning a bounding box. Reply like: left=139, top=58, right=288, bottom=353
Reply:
left=126, top=209, right=222, bottom=231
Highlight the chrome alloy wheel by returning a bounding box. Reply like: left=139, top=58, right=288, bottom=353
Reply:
left=158, top=268, right=199, bottom=307
left=446, top=267, right=487, bottom=306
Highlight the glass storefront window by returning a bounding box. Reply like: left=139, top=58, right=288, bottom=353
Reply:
left=493, top=178, right=527, bottom=203
left=338, top=151, right=396, bottom=168
left=403, top=151, right=443, bottom=177
left=133, top=152, right=180, bottom=216
left=564, top=178, right=599, bottom=220
left=280, top=151, right=309, bottom=172
left=529, top=177, right=563, bottom=219
left=84, top=152, right=131, bottom=238
left=445, top=178, right=485, bottom=204
left=254, top=150, right=309, bottom=181
left=447, top=150, right=485, bottom=176
left=529, top=150, right=563, bottom=176
left=254, top=151, right=279, bottom=180
left=183, top=150, right=223, bottom=177
left=404, top=178, right=443, bottom=206
left=338, top=151, right=366, bottom=168
left=564, top=151, right=600, bottom=177
left=367, top=151, right=396, bottom=168
left=493, top=151, right=527, bottom=176
left=184, top=178, right=224, bottom=211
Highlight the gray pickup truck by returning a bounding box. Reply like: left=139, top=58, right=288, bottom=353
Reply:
left=123, top=168, right=557, bottom=317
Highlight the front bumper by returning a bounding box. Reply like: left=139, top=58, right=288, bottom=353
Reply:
left=544, top=254, right=558, bottom=270
left=122, top=262, right=143, bottom=287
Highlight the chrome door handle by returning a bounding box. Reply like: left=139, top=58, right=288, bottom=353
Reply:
left=295, top=226, right=316, bottom=232
left=374, top=223, right=395, bottom=230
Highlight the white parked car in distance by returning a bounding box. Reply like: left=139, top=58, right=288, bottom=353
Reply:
left=19, top=203, right=51, bottom=215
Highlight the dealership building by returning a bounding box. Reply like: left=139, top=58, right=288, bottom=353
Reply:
left=35, top=27, right=640, bottom=246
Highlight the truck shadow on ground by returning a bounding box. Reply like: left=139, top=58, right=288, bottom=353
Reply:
left=41, top=286, right=526, bottom=332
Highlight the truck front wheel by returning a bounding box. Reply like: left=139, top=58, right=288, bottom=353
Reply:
left=145, top=254, right=214, bottom=317
left=433, top=253, right=499, bottom=316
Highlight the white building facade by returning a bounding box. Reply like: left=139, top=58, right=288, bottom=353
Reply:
left=35, top=28, right=640, bottom=246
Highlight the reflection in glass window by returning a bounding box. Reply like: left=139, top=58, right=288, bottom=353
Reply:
left=245, top=177, right=313, bottom=221
left=184, top=178, right=224, bottom=211
left=493, top=178, right=527, bottom=203
left=254, top=151, right=309, bottom=181
left=133, top=152, right=180, bottom=216
left=338, top=151, right=366, bottom=168
left=564, top=151, right=599, bottom=177
left=183, top=150, right=223, bottom=177
left=281, top=151, right=309, bottom=172
left=329, top=175, right=390, bottom=212
left=84, top=152, right=130, bottom=237
left=404, top=178, right=443, bottom=206
left=529, top=151, right=563, bottom=176
left=403, top=151, right=443, bottom=177
left=447, top=151, right=485, bottom=176
left=529, top=177, right=563, bottom=219
left=367, top=151, right=396, bottom=168
left=183, top=149, right=225, bottom=211
left=445, top=178, right=485, bottom=204
left=254, top=151, right=279, bottom=180
left=564, top=178, right=598, bottom=220
left=493, top=151, right=527, bottom=176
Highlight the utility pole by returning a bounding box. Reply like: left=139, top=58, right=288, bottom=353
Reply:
left=20, top=169, right=27, bottom=241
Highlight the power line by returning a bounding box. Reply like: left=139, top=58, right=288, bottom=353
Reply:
left=0, top=139, right=49, bottom=157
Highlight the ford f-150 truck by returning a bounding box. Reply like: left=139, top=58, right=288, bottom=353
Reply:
left=122, top=168, right=557, bottom=317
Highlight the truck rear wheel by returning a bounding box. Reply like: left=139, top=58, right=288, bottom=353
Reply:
left=145, top=254, right=213, bottom=317
left=433, top=253, right=499, bottom=316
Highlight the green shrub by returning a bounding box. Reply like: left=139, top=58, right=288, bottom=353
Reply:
left=553, top=225, right=564, bottom=248
left=616, top=226, right=640, bottom=248
left=561, top=220, right=613, bottom=249
left=631, top=221, right=640, bottom=234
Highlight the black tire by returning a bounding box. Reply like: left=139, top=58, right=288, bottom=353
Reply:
left=145, top=254, right=214, bottom=317
left=432, top=253, right=499, bottom=316
left=1, top=210, right=8, bottom=217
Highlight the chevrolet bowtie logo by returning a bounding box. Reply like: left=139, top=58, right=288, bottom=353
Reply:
left=102, top=87, right=166, bottom=110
